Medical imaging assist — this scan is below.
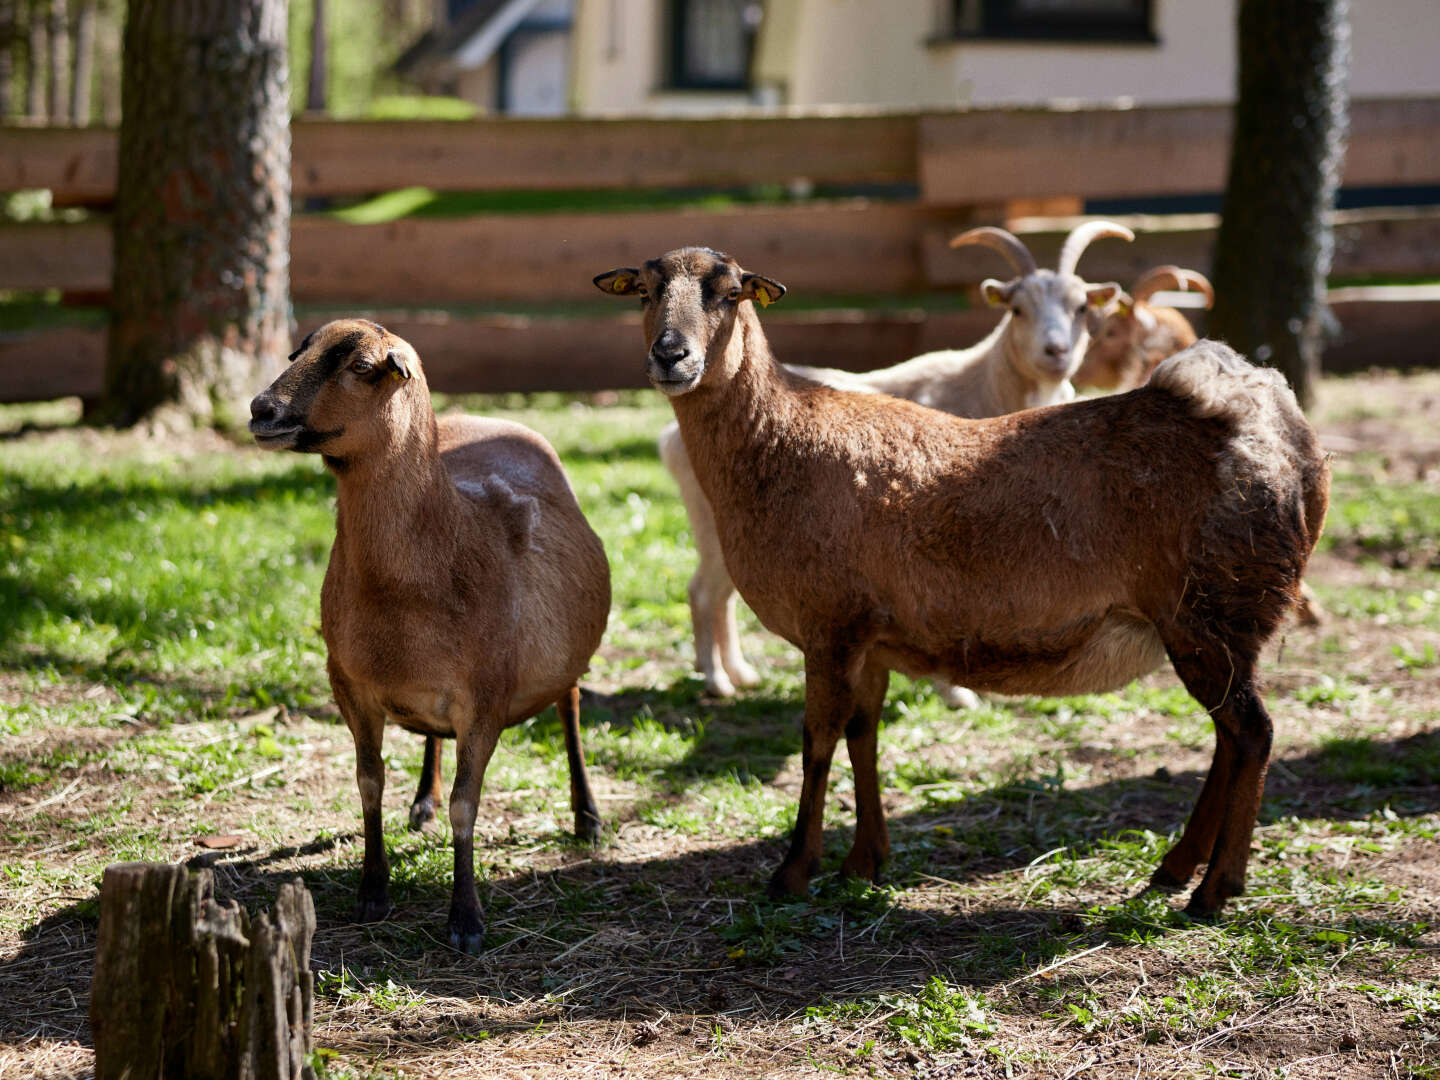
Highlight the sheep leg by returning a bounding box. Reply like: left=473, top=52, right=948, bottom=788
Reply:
left=1186, top=683, right=1271, bottom=917
left=840, top=659, right=892, bottom=883
left=558, top=685, right=602, bottom=842
left=408, top=736, right=444, bottom=831
left=716, top=583, right=761, bottom=690
left=767, top=650, right=853, bottom=899
left=332, top=665, right=392, bottom=923
left=662, top=421, right=758, bottom=696
left=447, top=716, right=502, bottom=954
left=1151, top=644, right=1270, bottom=916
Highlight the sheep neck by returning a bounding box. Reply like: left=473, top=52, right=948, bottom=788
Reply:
left=330, top=401, right=464, bottom=587
left=670, top=304, right=797, bottom=493
left=991, top=320, right=1074, bottom=412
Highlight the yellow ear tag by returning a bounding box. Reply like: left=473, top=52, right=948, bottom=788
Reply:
left=754, top=286, right=773, bottom=308
left=612, top=277, right=631, bottom=294
left=390, top=370, right=404, bottom=381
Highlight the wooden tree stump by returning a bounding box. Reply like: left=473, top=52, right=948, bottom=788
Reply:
left=91, top=862, right=316, bottom=1080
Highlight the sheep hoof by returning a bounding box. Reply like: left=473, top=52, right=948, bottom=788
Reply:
left=574, top=808, right=603, bottom=844
left=934, top=682, right=980, bottom=710
left=408, top=797, right=437, bottom=831
left=1142, top=864, right=1188, bottom=896
left=448, top=905, right=486, bottom=955
left=765, top=863, right=812, bottom=901
left=727, top=661, right=762, bottom=689
left=353, top=893, right=392, bottom=924
left=703, top=671, right=738, bottom=697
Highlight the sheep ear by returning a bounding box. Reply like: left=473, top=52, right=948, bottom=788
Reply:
left=981, top=278, right=1015, bottom=308
left=594, top=268, right=642, bottom=296
left=385, top=349, right=413, bottom=381
left=1086, top=282, right=1121, bottom=307
left=740, top=273, right=786, bottom=308
left=1112, top=292, right=1134, bottom=317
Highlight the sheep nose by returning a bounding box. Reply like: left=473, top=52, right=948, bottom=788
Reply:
left=1044, top=342, right=1069, bottom=360
left=250, top=393, right=280, bottom=424
left=651, top=330, right=690, bottom=369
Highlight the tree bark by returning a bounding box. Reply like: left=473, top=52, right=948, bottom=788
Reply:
left=96, top=0, right=291, bottom=429
left=44, top=0, right=64, bottom=121
left=0, top=0, right=14, bottom=118
left=68, top=0, right=94, bottom=124
left=1207, top=0, right=1351, bottom=410
left=25, top=0, right=45, bottom=120
left=90, top=863, right=316, bottom=1080
left=305, top=0, right=325, bottom=113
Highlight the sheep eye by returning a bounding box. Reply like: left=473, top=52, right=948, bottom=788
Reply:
left=1011, top=306, right=1023, bottom=317
left=1076, top=303, right=1088, bottom=315
left=727, top=288, right=741, bottom=301
left=351, top=359, right=374, bottom=374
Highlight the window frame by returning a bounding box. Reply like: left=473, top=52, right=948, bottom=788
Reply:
left=949, top=0, right=1158, bottom=45
left=667, top=0, right=758, bottom=92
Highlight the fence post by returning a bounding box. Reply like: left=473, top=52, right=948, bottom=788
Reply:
left=90, top=862, right=316, bottom=1080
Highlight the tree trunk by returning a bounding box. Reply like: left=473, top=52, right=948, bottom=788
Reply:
left=0, top=0, right=14, bottom=118
left=1207, top=0, right=1351, bottom=410
left=90, top=863, right=316, bottom=1080
left=305, top=0, right=325, bottom=113
left=44, top=0, right=64, bottom=120
left=96, top=0, right=291, bottom=429
left=25, top=0, right=44, bottom=120
left=68, top=0, right=93, bottom=124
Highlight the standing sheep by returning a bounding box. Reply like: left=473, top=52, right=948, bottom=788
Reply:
left=597, top=247, right=1328, bottom=917
left=249, top=319, right=611, bottom=953
left=660, top=222, right=1132, bottom=702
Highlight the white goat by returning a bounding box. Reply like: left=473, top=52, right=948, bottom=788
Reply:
left=658, top=222, right=1132, bottom=702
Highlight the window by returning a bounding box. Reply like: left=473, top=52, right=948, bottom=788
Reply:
left=669, top=0, right=763, bottom=90
left=952, top=0, right=1155, bottom=43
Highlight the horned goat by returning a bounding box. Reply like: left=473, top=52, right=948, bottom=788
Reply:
left=597, top=247, right=1328, bottom=918
left=659, top=222, right=1132, bottom=703
left=249, top=319, right=611, bottom=953
left=1074, top=265, right=1214, bottom=392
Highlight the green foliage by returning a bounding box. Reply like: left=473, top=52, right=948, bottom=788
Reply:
left=885, top=977, right=996, bottom=1051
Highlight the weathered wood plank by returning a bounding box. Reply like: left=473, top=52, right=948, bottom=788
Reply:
left=918, top=97, right=1440, bottom=204
left=923, top=207, right=1440, bottom=287
left=292, top=113, right=918, bottom=196
left=7, top=294, right=1433, bottom=404
left=6, top=205, right=1437, bottom=304
left=286, top=202, right=939, bottom=303
left=6, top=98, right=1436, bottom=205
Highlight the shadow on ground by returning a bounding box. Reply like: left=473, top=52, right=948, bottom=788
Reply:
left=4, top=721, right=1436, bottom=1058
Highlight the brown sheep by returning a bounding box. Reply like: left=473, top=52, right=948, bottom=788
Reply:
left=596, top=247, right=1328, bottom=917
left=1074, top=265, right=1214, bottom=392
left=249, top=319, right=611, bottom=953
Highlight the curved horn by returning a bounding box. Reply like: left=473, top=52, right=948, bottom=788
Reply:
left=1057, top=220, right=1134, bottom=277
left=1131, top=266, right=1216, bottom=308
left=949, top=226, right=1037, bottom=277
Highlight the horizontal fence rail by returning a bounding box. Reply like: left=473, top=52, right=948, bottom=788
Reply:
left=4, top=207, right=1437, bottom=303
left=4, top=290, right=1434, bottom=404
left=3, top=97, right=1438, bottom=204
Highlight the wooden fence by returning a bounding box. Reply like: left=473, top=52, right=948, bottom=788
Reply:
left=2, top=97, right=1439, bottom=400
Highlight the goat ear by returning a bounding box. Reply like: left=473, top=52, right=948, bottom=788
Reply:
left=385, top=349, right=414, bottom=381
left=740, top=273, right=786, bottom=308
left=593, top=268, right=643, bottom=296
left=981, top=278, right=1015, bottom=307
left=1086, top=282, right=1121, bottom=308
